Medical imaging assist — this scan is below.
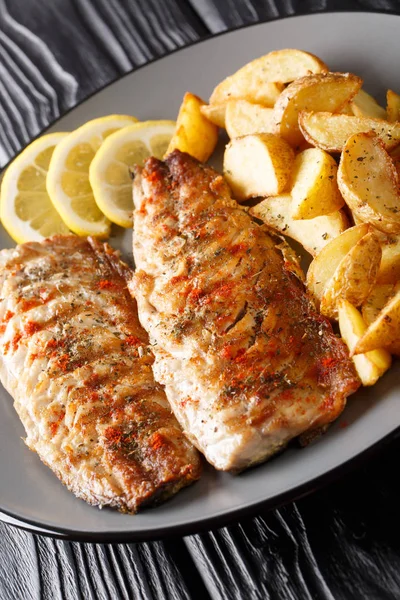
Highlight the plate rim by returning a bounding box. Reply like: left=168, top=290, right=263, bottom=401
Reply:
left=1, top=425, right=399, bottom=542
left=1, top=9, right=399, bottom=542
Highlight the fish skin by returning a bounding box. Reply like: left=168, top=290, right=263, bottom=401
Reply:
left=131, top=150, right=360, bottom=472
left=0, top=235, right=201, bottom=513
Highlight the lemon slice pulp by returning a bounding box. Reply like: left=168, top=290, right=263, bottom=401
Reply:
left=0, top=133, right=70, bottom=244
left=89, top=120, right=176, bottom=227
left=46, top=115, right=138, bottom=237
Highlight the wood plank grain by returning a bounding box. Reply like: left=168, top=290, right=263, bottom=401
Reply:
left=185, top=435, right=400, bottom=599
left=0, top=524, right=40, bottom=600
left=0, top=0, right=207, bottom=168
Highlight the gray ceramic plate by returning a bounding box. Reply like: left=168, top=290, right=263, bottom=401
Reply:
left=1, top=11, right=399, bottom=542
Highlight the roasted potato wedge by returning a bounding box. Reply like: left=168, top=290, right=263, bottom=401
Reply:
left=273, top=72, right=362, bottom=147
left=299, top=111, right=400, bottom=152
left=218, top=49, right=328, bottom=90
left=209, top=49, right=327, bottom=108
left=361, top=283, right=396, bottom=325
left=223, top=133, right=294, bottom=200
left=386, top=89, right=400, bottom=122
left=225, top=99, right=276, bottom=138
left=290, top=148, right=344, bottom=219
left=354, top=286, right=400, bottom=356
left=250, top=48, right=328, bottom=82
left=351, top=89, right=386, bottom=119
left=250, top=195, right=348, bottom=256
left=210, top=75, right=283, bottom=108
left=199, top=103, right=226, bottom=128
left=338, top=299, right=391, bottom=386
left=320, top=232, right=382, bottom=319
left=166, top=92, right=218, bottom=162
left=338, top=132, right=400, bottom=235
left=377, top=234, right=400, bottom=283
left=306, top=223, right=369, bottom=304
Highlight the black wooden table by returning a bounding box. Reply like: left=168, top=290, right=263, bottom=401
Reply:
left=1, top=1, right=400, bottom=598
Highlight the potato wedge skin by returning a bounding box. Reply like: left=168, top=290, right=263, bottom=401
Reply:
left=320, top=232, right=382, bottom=319
left=386, top=89, right=400, bottom=122
left=338, top=299, right=391, bottom=386
left=290, top=148, right=344, bottom=219
left=200, top=103, right=226, bottom=128
left=299, top=111, right=400, bottom=152
left=351, top=89, right=386, bottom=119
left=223, top=133, right=294, bottom=201
left=361, top=283, right=396, bottom=325
left=225, top=100, right=276, bottom=138
left=273, top=72, right=362, bottom=147
left=353, top=287, right=400, bottom=355
left=250, top=195, right=348, bottom=256
left=306, top=223, right=369, bottom=305
left=337, top=132, right=400, bottom=235
left=166, top=92, right=218, bottom=162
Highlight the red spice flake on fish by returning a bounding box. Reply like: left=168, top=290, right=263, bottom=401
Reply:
left=125, top=335, right=141, bottom=346
left=151, top=432, right=165, bottom=451
left=98, top=279, right=116, bottom=290
left=104, top=427, right=122, bottom=446
left=229, top=243, right=248, bottom=255
left=54, top=353, right=70, bottom=371
left=24, top=321, right=41, bottom=336
left=11, top=333, right=22, bottom=351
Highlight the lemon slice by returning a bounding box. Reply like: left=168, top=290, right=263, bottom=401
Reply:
left=0, top=132, right=71, bottom=244
left=46, top=115, right=138, bottom=237
left=89, top=120, right=176, bottom=227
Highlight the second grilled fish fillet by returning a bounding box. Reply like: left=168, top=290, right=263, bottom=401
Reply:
left=0, top=236, right=201, bottom=513
left=131, top=150, right=360, bottom=472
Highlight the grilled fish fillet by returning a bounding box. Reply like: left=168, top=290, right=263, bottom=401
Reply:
left=131, top=150, right=360, bottom=472
left=0, top=236, right=201, bottom=512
